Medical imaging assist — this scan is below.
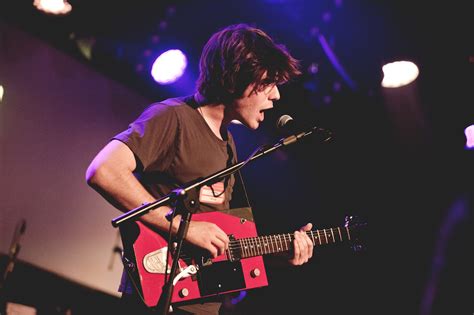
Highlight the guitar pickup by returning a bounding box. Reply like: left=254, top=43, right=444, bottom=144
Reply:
left=226, top=235, right=241, bottom=262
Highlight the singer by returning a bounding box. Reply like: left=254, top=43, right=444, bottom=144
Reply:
left=85, top=23, right=315, bottom=315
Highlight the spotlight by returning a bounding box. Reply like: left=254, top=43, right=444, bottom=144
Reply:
left=151, top=49, right=187, bottom=85
left=33, top=0, right=72, bottom=15
left=464, top=125, right=474, bottom=149
left=381, top=60, right=419, bottom=88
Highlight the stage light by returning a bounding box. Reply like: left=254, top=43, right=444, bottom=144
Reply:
left=0, top=85, right=4, bottom=102
left=464, top=125, right=474, bottom=149
left=151, top=49, right=187, bottom=85
left=33, top=0, right=72, bottom=15
left=74, top=36, right=96, bottom=61
left=381, top=60, right=419, bottom=88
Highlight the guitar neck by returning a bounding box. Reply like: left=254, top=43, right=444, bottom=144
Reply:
left=227, top=226, right=352, bottom=261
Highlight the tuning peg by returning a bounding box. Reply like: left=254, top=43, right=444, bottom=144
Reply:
left=344, top=215, right=356, bottom=227
left=351, top=244, right=365, bottom=252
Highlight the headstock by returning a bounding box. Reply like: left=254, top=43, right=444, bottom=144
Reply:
left=344, top=215, right=367, bottom=252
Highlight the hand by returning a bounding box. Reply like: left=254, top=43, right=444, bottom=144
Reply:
left=288, top=223, right=314, bottom=266
left=185, top=221, right=229, bottom=258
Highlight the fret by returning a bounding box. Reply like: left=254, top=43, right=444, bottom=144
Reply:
left=251, top=237, right=256, bottom=256
left=237, top=238, right=242, bottom=258
left=243, top=238, right=249, bottom=257
left=277, top=235, right=283, bottom=252
left=230, top=223, right=358, bottom=261
left=255, top=237, right=262, bottom=255
left=247, top=238, right=253, bottom=257
left=240, top=238, right=246, bottom=258
left=243, top=238, right=248, bottom=256
left=257, top=237, right=262, bottom=255
left=246, top=238, right=252, bottom=257
left=316, top=230, right=321, bottom=245
left=263, top=236, right=268, bottom=254
left=268, top=235, right=273, bottom=254
left=253, top=238, right=258, bottom=256
left=258, top=237, right=264, bottom=255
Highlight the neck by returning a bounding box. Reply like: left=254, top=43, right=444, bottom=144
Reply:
left=198, top=104, right=231, bottom=140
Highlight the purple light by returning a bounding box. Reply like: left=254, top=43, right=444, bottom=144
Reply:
left=151, top=49, right=187, bottom=85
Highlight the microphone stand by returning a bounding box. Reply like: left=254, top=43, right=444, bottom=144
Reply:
left=110, top=125, right=331, bottom=314
left=0, top=219, right=26, bottom=314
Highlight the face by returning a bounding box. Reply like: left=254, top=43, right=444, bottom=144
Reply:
left=229, top=82, right=280, bottom=130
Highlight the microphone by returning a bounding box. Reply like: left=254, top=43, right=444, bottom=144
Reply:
left=276, top=114, right=295, bottom=131
left=276, top=114, right=333, bottom=146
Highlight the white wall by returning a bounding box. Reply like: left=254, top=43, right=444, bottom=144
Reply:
left=0, top=21, right=152, bottom=296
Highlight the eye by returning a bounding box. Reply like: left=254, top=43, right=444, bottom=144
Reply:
left=263, top=84, right=276, bottom=95
left=256, top=83, right=272, bottom=92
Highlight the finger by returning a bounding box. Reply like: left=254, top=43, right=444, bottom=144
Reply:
left=303, top=233, right=314, bottom=259
left=215, top=229, right=230, bottom=249
left=205, top=244, right=218, bottom=258
left=211, top=237, right=227, bottom=257
left=300, top=222, right=313, bottom=232
left=293, top=232, right=303, bottom=265
left=296, top=231, right=311, bottom=263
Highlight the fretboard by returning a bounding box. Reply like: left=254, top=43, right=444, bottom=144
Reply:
left=227, top=226, right=352, bottom=261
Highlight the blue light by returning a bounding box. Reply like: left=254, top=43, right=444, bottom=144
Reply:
left=151, top=49, right=187, bottom=85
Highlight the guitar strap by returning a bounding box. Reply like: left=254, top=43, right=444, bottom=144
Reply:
left=232, top=169, right=252, bottom=210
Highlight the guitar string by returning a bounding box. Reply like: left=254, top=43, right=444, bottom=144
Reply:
left=226, top=229, right=350, bottom=248
left=175, top=228, right=358, bottom=261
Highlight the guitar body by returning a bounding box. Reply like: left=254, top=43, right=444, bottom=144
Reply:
left=119, top=208, right=268, bottom=307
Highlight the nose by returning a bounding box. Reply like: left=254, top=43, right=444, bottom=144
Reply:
left=268, top=85, right=280, bottom=101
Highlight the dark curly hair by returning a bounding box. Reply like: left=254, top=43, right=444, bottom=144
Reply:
left=196, top=24, right=301, bottom=103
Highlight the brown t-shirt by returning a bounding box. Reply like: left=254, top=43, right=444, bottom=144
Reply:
left=113, top=94, right=237, bottom=212
left=115, top=95, right=239, bottom=298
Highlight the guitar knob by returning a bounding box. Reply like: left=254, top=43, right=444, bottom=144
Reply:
left=179, top=288, right=189, bottom=298
left=250, top=268, right=260, bottom=278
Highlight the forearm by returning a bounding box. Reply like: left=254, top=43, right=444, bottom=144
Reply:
left=87, top=163, right=180, bottom=234
left=95, top=174, right=178, bottom=232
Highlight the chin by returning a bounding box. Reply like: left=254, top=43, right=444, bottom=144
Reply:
left=239, top=120, right=258, bottom=130
left=250, top=122, right=260, bottom=130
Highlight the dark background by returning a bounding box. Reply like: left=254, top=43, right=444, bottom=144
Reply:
left=1, top=1, right=473, bottom=314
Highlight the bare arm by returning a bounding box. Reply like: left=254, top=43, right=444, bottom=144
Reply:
left=85, top=139, right=229, bottom=257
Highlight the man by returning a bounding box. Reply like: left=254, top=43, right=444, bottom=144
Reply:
left=86, top=23, right=314, bottom=314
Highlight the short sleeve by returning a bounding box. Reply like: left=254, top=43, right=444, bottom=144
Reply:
left=113, top=103, right=179, bottom=171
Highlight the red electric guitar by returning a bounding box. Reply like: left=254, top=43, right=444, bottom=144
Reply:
left=119, top=207, right=366, bottom=308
